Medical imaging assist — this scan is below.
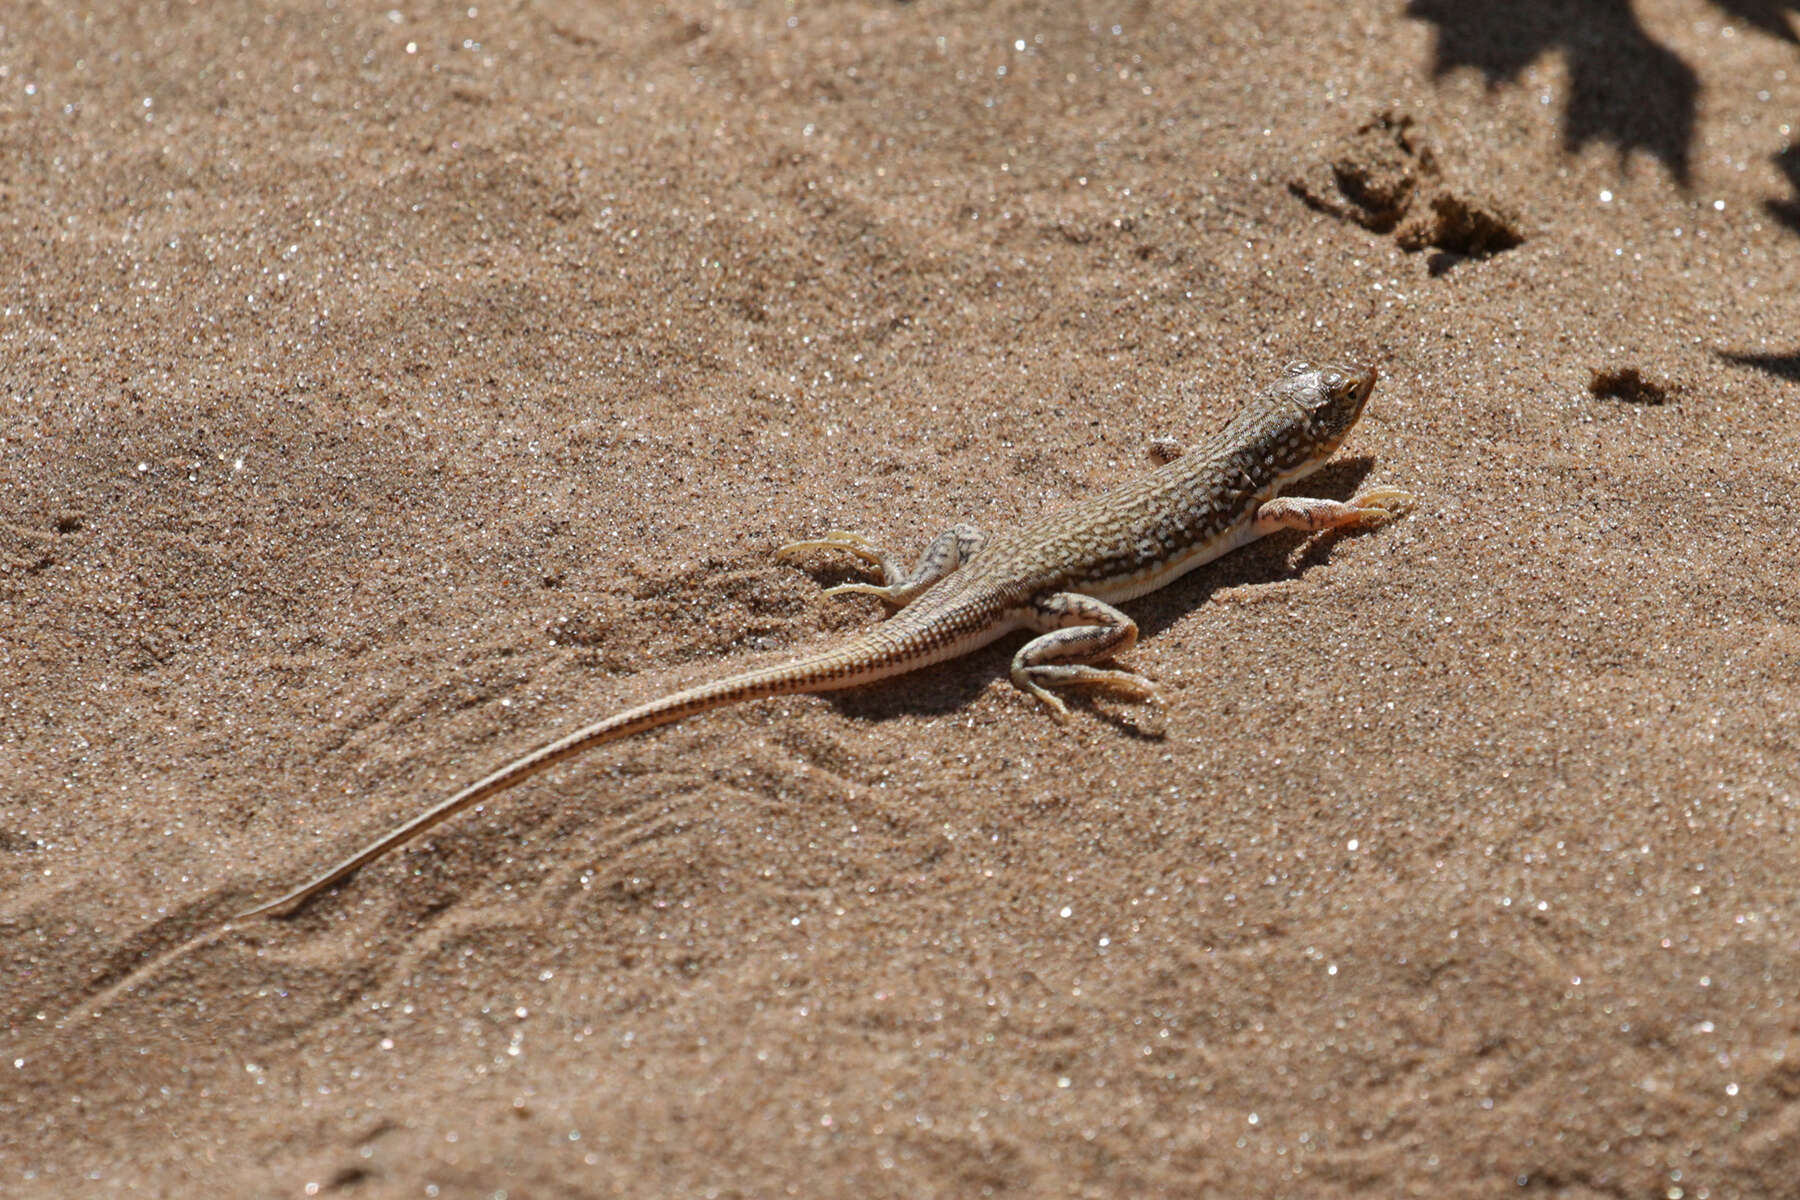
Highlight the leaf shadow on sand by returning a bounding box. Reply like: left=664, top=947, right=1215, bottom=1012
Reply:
left=1717, top=350, right=1800, bottom=382
left=1711, top=0, right=1800, bottom=45
left=1406, top=0, right=1701, bottom=180
left=1767, top=141, right=1800, bottom=236
left=1407, top=3, right=1800, bottom=248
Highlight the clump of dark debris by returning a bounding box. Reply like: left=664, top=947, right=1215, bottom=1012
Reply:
left=1297, top=111, right=1432, bottom=234
left=1289, top=111, right=1525, bottom=270
left=1587, top=367, right=1674, bottom=405
left=1396, top=193, right=1524, bottom=260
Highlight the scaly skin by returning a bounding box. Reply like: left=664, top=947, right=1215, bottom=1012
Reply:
left=240, top=360, right=1412, bottom=918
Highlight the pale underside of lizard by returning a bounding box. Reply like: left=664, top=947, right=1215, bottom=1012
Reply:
left=239, top=360, right=1412, bottom=919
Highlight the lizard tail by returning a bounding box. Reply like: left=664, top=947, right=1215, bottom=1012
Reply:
left=235, top=626, right=931, bottom=919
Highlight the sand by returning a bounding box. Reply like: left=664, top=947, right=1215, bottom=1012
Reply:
left=5, top=1, right=1800, bottom=1195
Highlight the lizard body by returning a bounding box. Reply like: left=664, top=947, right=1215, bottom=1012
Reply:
left=242, top=360, right=1410, bottom=918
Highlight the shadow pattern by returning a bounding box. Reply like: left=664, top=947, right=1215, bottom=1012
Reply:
left=1406, top=0, right=1698, bottom=179
left=1711, top=0, right=1800, bottom=42
left=1769, top=142, right=1800, bottom=234
left=1717, top=351, right=1800, bottom=382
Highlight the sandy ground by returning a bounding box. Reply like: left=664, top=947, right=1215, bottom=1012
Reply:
left=5, top=1, right=1800, bottom=1196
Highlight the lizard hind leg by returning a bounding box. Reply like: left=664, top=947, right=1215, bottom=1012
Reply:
left=1011, top=592, right=1161, bottom=720
left=777, top=523, right=986, bottom=607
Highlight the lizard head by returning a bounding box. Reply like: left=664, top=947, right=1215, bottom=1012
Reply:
left=1274, top=359, right=1378, bottom=452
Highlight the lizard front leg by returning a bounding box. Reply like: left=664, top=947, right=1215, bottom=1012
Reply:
left=1250, top=486, right=1415, bottom=536
left=1011, top=592, right=1160, bottom=719
left=776, top=523, right=987, bottom=607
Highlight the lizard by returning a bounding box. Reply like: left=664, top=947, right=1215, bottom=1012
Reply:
left=239, top=359, right=1412, bottom=919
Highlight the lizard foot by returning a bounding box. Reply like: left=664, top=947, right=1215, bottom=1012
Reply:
left=1343, top=486, right=1417, bottom=527
left=776, top=530, right=891, bottom=569
left=1018, top=665, right=1162, bottom=721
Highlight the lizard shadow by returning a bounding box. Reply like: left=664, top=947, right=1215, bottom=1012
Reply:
left=813, top=456, right=1384, bottom=730
left=1124, top=456, right=1382, bottom=640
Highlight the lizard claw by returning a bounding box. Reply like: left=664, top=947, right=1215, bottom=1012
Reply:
left=1348, top=486, right=1416, bottom=513
left=1342, top=486, right=1416, bottom=528
left=822, top=581, right=906, bottom=603
left=1023, top=683, right=1072, bottom=723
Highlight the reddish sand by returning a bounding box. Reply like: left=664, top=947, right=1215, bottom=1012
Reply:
left=5, top=1, right=1800, bottom=1196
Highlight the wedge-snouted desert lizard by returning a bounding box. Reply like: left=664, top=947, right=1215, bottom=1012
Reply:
left=241, top=360, right=1411, bottom=918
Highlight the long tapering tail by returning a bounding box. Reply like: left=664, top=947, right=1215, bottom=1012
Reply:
left=235, top=624, right=949, bottom=919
